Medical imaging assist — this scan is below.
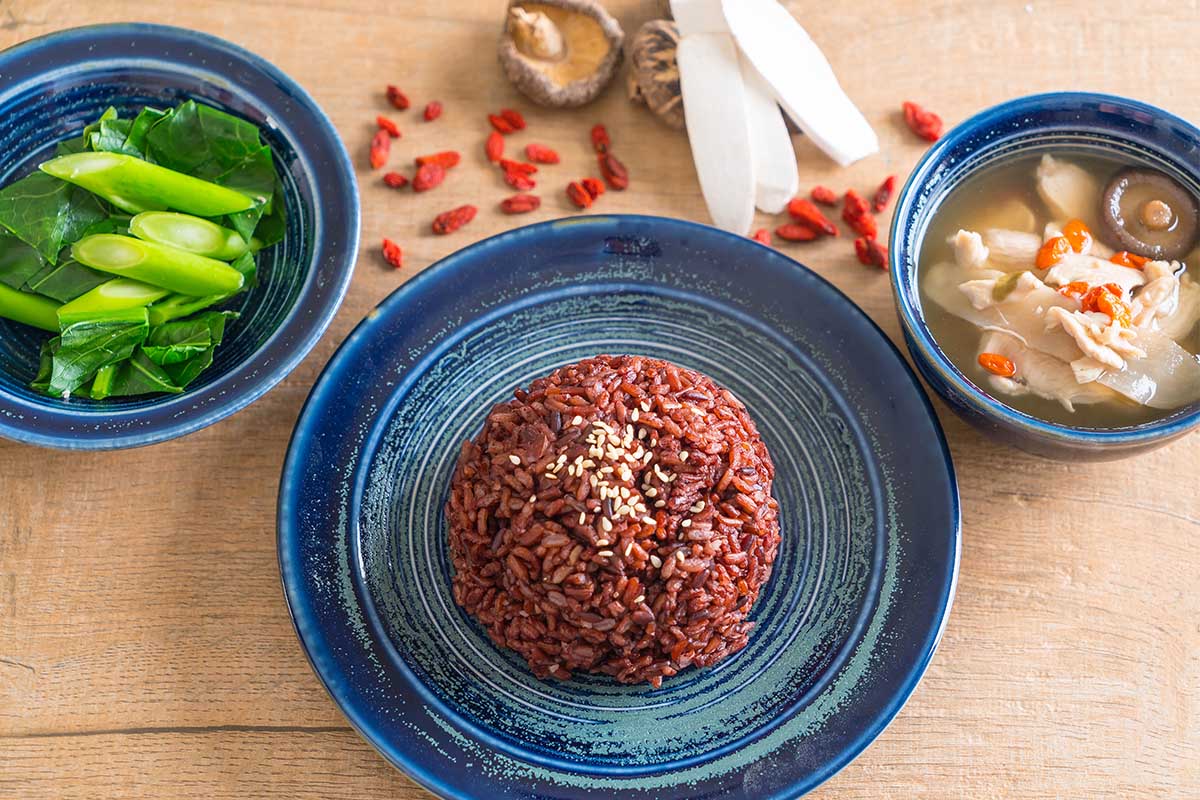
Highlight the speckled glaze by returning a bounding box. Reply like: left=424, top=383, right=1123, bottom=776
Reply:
left=890, top=92, right=1200, bottom=460
left=0, top=24, right=358, bottom=449
left=279, top=217, right=959, bottom=799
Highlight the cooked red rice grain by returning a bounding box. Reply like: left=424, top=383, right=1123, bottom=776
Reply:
left=446, top=354, right=780, bottom=685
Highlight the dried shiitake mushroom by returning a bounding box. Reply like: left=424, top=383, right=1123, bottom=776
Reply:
left=1100, top=167, right=1199, bottom=260
left=627, top=20, right=684, bottom=130
left=499, top=0, right=625, bottom=108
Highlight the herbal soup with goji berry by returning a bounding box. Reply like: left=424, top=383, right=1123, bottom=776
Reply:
left=918, top=151, right=1200, bottom=427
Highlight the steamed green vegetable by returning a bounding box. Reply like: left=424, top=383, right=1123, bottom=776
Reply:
left=130, top=211, right=249, bottom=260
left=48, top=308, right=149, bottom=397
left=0, top=171, right=108, bottom=263
left=0, top=282, right=59, bottom=331
left=22, top=259, right=109, bottom=303
left=57, top=278, right=169, bottom=327
left=72, top=234, right=245, bottom=296
left=40, top=152, right=256, bottom=217
left=146, top=251, right=257, bottom=326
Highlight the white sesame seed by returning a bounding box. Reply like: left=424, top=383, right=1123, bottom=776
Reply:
left=679, top=451, right=689, bottom=461
left=601, top=517, right=613, bottom=532
left=549, top=664, right=559, bottom=673
left=681, top=519, right=692, bottom=528
left=645, top=487, right=658, bottom=497
left=590, top=474, right=599, bottom=487
left=650, top=555, right=662, bottom=568
left=529, top=495, right=537, bottom=503
left=509, top=454, right=521, bottom=465
left=624, top=542, right=634, bottom=556
left=676, top=550, right=686, bottom=561
left=642, top=515, right=656, bottom=525
left=557, top=454, right=567, bottom=464
left=578, top=512, right=587, bottom=525
left=619, top=487, right=630, bottom=498
left=655, top=499, right=666, bottom=508
left=631, top=409, right=640, bottom=422
left=638, top=428, right=647, bottom=440
left=634, top=595, right=645, bottom=604
left=582, top=459, right=596, bottom=468
left=596, top=538, right=610, bottom=547
left=691, top=500, right=705, bottom=512
left=597, top=550, right=614, bottom=557
left=634, top=503, right=647, bottom=514
left=544, top=473, right=558, bottom=480
left=640, top=400, right=651, bottom=412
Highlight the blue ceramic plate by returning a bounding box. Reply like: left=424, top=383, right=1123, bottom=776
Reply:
left=0, top=24, right=358, bottom=449
left=278, top=216, right=959, bottom=799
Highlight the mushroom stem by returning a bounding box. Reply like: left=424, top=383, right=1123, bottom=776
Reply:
left=509, top=7, right=566, bottom=61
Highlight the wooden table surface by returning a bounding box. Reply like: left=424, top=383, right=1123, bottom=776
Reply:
left=2, top=1, right=1197, bottom=797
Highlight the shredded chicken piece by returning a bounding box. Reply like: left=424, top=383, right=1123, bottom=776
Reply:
left=1131, top=265, right=1180, bottom=329
left=951, top=229, right=990, bottom=270
left=978, top=331, right=1118, bottom=411
left=1070, top=357, right=1107, bottom=384
left=1036, top=154, right=1101, bottom=226
left=1045, top=307, right=1145, bottom=369
left=982, top=229, right=1041, bottom=268
left=958, top=276, right=1002, bottom=310
left=1044, top=253, right=1148, bottom=295
left=1159, top=273, right=1200, bottom=341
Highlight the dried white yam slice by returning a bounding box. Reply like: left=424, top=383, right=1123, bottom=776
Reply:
left=739, top=53, right=798, bottom=214
left=721, top=0, right=877, bottom=166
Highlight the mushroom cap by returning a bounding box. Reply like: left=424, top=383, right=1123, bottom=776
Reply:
left=656, top=0, right=674, bottom=18
left=1100, top=168, right=1199, bottom=261
left=628, top=20, right=684, bottom=130
left=499, top=0, right=625, bottom=109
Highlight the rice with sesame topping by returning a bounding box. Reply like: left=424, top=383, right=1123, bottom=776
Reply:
left=446, top=354, right=779, bottom=687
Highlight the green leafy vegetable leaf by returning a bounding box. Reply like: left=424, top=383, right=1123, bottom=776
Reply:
left=159, top=311, right=233, bottom=388
left=47, top=308, right=148, bottom=397
left=0, top=234, right=46, bottom=291
left=23, top=258, right=109, bottom=303
left=143, top=311, right=235, bottom=366
left=96, top=349, right=183, bottom=397
left=121, top=107, right=167, bottom=157
left=30, top=336, right=60, bottom=395
left=0, top=171, right=108, bottom=263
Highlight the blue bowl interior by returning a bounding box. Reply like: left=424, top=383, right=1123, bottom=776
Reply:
left=0, top=24, right=357, bottom=448
left=891, top=92, right=1200, bottom=447
left=280, top=216, right=960, bottom=799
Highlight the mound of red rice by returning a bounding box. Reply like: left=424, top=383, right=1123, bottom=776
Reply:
left=446, top=354, right=780, bottom=687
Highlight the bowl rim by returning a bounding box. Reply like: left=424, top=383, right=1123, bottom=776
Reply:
left=889, top=90, right=1200, bottom=446
left=0, top=22, right=360, bottom=450
left=278, top=213, right=961, bottom=800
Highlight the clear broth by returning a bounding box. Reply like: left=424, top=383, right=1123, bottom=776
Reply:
left=918, top=150, right=1200, bottom=428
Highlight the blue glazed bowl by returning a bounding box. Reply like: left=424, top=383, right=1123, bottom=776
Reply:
left=279, top=215, right=960, bottom=799
left=0, top=23, right=359, bottom=449
left=891, top=92, right=1200, bottom=460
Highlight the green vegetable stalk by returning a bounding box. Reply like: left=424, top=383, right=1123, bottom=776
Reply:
left=57, top=278, right=169, bottom=327
left=71, top=234, right=245, bottom=297
left=0, top=282, right=60, bottom=331
left=40, top=152, right=256, bottom=217
left=129, top=211, right=249, bottom=260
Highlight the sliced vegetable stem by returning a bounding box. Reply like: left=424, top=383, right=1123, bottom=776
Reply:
left=0, top=283, right=61, bottom=331
left=71, top=234, right=244, bottom=297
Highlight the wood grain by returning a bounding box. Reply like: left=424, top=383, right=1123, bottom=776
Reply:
left=1, top=1, right=1197, bottom=797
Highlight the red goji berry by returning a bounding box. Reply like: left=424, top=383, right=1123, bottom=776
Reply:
left=423, top=101, right=443, bottom=121
left=386, top=85, right=410, bottom=110
left=598, top=152, right=629, bottom=190
left=369, top=129, right=390, bottom=170
left=1062, top=218, right=1093, bottom=253
left=376, top=115, right=401, bottom=139
left=978, top=352, right=1016, bottom=378
left=854, top=236, right=889, bottom=269
left=843, top=189, right=870, bottom=219
left=810, top=185, right=839, bottom=206
left=415, top=151, right=461, bottom=169
left=489, top=113, right=516, bottom=134
left=1035, top=236, right=1071, bottom=269
left=872, top=175, right=896, bottom=213
left=787, top=197, right=838, bottom=236
left=504, top=170, right=536, bottom=191
left=485, top=131, right=504, bottom=163
left=412, top=163, right=446, bottom=192
left=381, top=238, right=403, bottom=269
left=524, top=143, right=560, bottom=164
left=431, top=205, right=477, bottom=235
left=499, top=108, right=526, bottom=130
left=382, top=172, right=408, bottom=189
left=591, top=123, right=611, bottom=153
left=500, top=194, right=541, bottom=214
left=1058, top=281, right=1090, bottom=300
left=751, top=228, right=771, bottom=245
left=902, top=101, right=943, bottom=142
left=1111, top=250, right=1149, bottom=269
left=845, top=211, right=877, bottom=239
left=566, top=181, right=593, bottom=209
left=500, top=159, right=538, bottom=176
left=581, top=177, right=604, bottom=199
left=775, top=224, right=819, bottom=242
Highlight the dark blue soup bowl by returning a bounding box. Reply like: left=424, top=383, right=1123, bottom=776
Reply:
left=0, top=23, right=359, bottom=449
left=890, top=92, right=1200, bottom=460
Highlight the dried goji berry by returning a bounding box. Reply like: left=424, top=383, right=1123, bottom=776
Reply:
left=431, top=205, right=477, bottom=235
left=412, top=162, right=446, bottom=192
left=489, top=113, right=516, bottom=134
left=376, top=115, right=401, bottom=139
left=415, top=151, right=461, bottom=169
left=1058, top=281, right=1090, bottom=300
left=485, top=131, right=504, bottom=163
left=386, top=85, right=410, bottom=110
left=1110, top=250, right=1148, bottom=269
left=598, top=152, right=629, bottom=190
left=902, top=101, right=943, bottom=142
left=1062, top=219, right=1093, bottom=253
left=775, top=224, right=819, bottom=242
left=504, top=170, right=536, bottom=191
left=787, top=197, right=838, bottom=236
left=423, top=101, right=443, bottom=121
left=500, top=194, right=541, bottom=214
left=566, top=181, right=593, bottom=209
left=369, top=129, right=390, bottom=170
left=581, top=176, right=604, bottom=199
left=1035, top=236, right=1071, bottom=268
left=810, top=185, right=838, bottom=206
left=381, top=238, right=403, bottom=269
left=382, top=171, right=408, bottom=189
left=872, top=175, right=896, bottom=213
left=844, top=208, right=877, bottom=239
left=843, top=189, right=870, bottom=219
left=854, top=236, right=889, bottom=269
left=591, top=123, right=611, bottom=153
left=499, top=108, right=526, bottom=130
left=751, top=228, right=772, bottom=245
left=1081, top=285, right=1131, bottom=327
left=525, top=143, right=560, bottom=164
left=500, top=159, right=538, bottom=176
left=978, top=352, right=1016, bottom=377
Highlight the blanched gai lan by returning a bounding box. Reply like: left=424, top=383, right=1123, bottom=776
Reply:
left=924, top=154, right=1200, bottom=412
